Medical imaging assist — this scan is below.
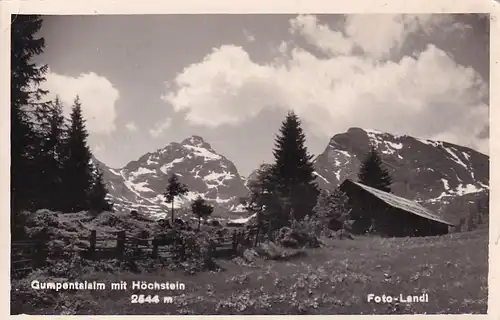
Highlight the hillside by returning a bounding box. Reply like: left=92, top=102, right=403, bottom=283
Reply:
left=94, top=136, right=248, bottom=219
left=96, top=128, right=489, bottom=224
left=12, top=221, right=488, bottom=314
left=312, top=127, right=489, bottom=224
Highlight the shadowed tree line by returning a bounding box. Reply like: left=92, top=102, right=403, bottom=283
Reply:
left=240, top=111, right=395, bottom=241
left=11, top=15, right=111, bottom=239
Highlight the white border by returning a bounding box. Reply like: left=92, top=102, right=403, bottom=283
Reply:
left=0, top=0, right=498, bottom=319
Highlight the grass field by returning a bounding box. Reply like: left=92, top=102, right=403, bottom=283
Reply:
left=14, top=228, right=488, bottom=315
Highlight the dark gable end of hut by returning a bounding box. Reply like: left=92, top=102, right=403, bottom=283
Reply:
left=339, top=179, right=454, bottom=237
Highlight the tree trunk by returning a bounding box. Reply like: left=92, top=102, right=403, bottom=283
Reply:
left=171, top=198, right=174, bottom=225
left=198, top=217, right=201, bottom=231
left=267, top=218, right=273, bottom=241
left=254, top=224, right=259, bottom=247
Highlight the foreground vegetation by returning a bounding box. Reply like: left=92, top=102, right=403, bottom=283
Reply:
left=12, top=228, right=488, bottom=315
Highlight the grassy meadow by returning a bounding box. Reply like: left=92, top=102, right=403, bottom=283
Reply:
left=13, top=227, right=488, bottom=315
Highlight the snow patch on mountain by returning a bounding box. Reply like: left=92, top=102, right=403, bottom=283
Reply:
left=146, top=158, right=158, bottom=165
left=182, top=144, right=222, bottom=161
left=313, top=171, right=330, bottom=184
left=441, top=179, right=450, bottom=190
left=130, top=167, right=156, bottom=178
left=229, top=213, right=257, bottom=224
left=109, top=169, right=121, bottom=176
left=444, top=146, right=468, bottom=170
left=204, top=171, right=235, bottom=182
left=134, top=182, right=154, bottom=193
left=416, top=138, right=443, bottom=148
left=160, top=157, right=185, bottom=174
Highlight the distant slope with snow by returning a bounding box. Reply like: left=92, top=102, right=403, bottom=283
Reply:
left=94, top=128, right=489, bottom=224
left=313, top=127, right=489, bottom=224
left=94, top=136, right=249, bottom=219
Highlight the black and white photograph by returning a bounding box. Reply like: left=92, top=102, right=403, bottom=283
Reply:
left=7, top=7, right=493, bottom=316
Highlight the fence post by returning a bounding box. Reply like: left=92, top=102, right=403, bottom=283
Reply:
left=232, top=231, right=237, bottom=253
left=151, top=238, right=158, bottom=258
left=116, top=230, right=125, bottom=260
left=89, top=230, right=96, bottom=259
left=179, top=238, right=186, bottom=261
left=33, top=229, right=48, bottom=268
left=254, top=226, right=260, bottom=247
left=133, top=238, right=141, bottom=258
left=208, top=240, right=215, bottom=258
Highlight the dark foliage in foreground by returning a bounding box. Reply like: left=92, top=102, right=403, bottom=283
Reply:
left=358, top=146, right=392, bottom=193
left=11, top=15, right=112, bottom=239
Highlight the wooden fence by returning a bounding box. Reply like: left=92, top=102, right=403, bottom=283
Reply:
left=11, top=225, right=261, bottom=276
left=11, top=239, right=48, bottom=277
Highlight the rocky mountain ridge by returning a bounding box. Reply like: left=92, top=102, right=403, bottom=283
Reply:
left=95, top=136, right=248, bottom=219
left=96, top=128, right=489, bottom=223
left=312, top=127, right=489, bottom=223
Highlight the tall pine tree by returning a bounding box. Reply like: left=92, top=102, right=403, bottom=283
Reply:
left=242, top=164, right=286, bottom=239
left=11, top=15, right=49, bottom=218
left=35, top=96, right=66, bottom=210
left=271, top=111, right=318, bottom=223
left=357, top=146, right=392, bottom=193
left=87, top=165, right=113, bottom=213
left=164, top=174, right=189, bottom=224
left=191, top=196, right=213, bottom=230
left=61, top=96, right=95, bottom=212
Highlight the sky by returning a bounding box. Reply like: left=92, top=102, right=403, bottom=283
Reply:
left=35, top=14, right=489, bottom=176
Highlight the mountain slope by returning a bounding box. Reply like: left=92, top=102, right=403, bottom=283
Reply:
left=94, top=136, right=248, bottom=219
left=313, top=127, right=489, bottom=224
left=94, top=128, right=489, bottom=225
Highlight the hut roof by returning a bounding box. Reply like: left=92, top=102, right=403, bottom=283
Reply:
left=341, top=179, right=454, bottom=226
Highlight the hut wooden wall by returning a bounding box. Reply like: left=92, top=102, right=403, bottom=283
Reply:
left=340, top=182, right=449, bottom=237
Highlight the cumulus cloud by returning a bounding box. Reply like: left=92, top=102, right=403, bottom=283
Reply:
left=149, top=117, right=172, bottom=138
left=162, top=45, right=277, bottom=127
left=42, top=70, right=120, bottom=134
left=125, top=121, right=138, bottom=132
left=243, top=30, right=256, bottom=43
left=289, top=15, right=354, bottom=56
left=162, top=14, right=488, bottom=154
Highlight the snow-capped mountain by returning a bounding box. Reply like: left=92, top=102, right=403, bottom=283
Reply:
left=94, top=136, right=248, bottom=219
left=94, top=128, right=489, bottom=224
left=313, top=127, right=489, bottom=223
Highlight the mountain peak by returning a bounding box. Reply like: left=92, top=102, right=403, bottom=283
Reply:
left=346, top=127, right=386, bottom=135
left=181, top=135, right=210, bottom=148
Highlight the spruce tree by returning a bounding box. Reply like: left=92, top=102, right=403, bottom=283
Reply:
left=164, top=174, right=189, bottom=224
left=87, top=166, right=113, bottom=213
left=11, top=15, right=48, bottom=218
left=35, top=97, right=66, bottom=210
left=61, top=96, right=95, bottom=212
left=191, top=196, right=213, bottom=230
left=357, top=146, right=392, bottom=193
left=271, top=111, right=318, bottom=223
left=313, top=189, right=351, bottom=231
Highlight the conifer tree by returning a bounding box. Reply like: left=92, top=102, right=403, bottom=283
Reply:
left=241, top=164, right=285, bottom=239
left=164, top=174, right=189, bottom=224
left=271, top=111, right=318, bottom=223
left=357, top=146, right=392, bottom=193
left=313, top=189, right=352, bottom=231
left=11, top=15, right=48, bottom=218
left=87, top=166, right=113, bottom=213
left=61, top=96, right=95, bottom=212
left=191, top=196, right=213, bottom=230
left=35, top=97, right=66, bottom=210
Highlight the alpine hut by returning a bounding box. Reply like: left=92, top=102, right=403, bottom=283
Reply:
left=339, top=179, right=454, bottom=237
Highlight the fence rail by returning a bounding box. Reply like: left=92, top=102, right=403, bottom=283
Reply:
left=11, top=225, right=261, bottom=275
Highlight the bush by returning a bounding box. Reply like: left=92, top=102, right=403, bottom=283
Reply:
left=275, top=220, right=321, bottom=248
left=255, top=241, right=307, bottom=260
left=313, top=189, right=351, bottom=232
